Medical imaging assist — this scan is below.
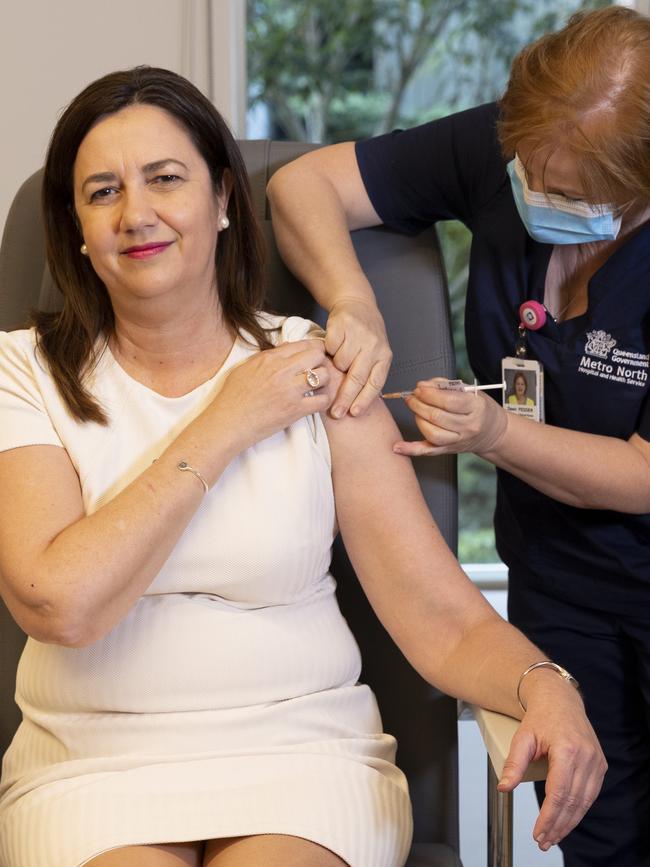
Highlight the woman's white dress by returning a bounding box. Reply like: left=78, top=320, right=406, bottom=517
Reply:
left=0, top=315, right=412, bottom=867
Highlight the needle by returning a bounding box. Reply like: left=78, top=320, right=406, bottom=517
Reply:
left=382, top=380, right=506, bottom=399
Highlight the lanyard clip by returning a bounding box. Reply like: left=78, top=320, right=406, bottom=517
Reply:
left=515, top=323, right=528, bottom=358
left=519, top=300, right=547, bottom=331
left=516, top=301, right=547, bottom=358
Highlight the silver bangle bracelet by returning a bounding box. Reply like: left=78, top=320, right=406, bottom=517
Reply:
left=177, top=460, right=209, bottom=494
left=517, top=661, right=580, bottom=713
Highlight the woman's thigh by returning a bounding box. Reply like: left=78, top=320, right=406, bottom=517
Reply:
left=203, top=835, right=348, bottom=867
left=86, top=842, right=203, bottom=866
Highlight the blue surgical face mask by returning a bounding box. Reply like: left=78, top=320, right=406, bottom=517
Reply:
left=506, top=154, right=622, bottom=244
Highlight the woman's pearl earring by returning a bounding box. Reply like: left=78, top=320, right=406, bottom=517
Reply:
left=80, top=243, right=88, bottom=256
left=218, top=215, right=230, bottom=230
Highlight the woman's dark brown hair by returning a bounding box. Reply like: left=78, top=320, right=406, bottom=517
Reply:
left=498, top=6, right=650, bottom=209
left=36, top=66, right=268, bottom=424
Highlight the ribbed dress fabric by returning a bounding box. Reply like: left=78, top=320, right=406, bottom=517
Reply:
left=0, top=314, right=412, bottom=867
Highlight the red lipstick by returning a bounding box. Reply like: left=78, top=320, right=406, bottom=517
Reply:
left=122, top=241, right=173, bottom=259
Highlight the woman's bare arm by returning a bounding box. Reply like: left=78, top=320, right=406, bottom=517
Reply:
left=324, top=388, right=542, bottom=709
left=322, top=377, right=605, bottom=849
left=0, top=340, right=329, bottom=647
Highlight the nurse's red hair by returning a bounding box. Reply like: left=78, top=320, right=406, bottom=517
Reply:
left=498, top=6, right=650, bottom=209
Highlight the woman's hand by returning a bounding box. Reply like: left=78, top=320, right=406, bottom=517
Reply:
left=499, top=676, right=607, bottom=852
left=211, top=339, right=332, bottom=452
left=325, top=298, right=392, bottom=418
left=393, top=377, right=508, bottom=456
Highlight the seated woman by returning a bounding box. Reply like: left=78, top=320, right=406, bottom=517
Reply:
left=0, top=67, right=604, bottom=867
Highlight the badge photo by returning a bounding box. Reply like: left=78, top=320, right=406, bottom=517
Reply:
left=502, top=357, right=544, bottom=422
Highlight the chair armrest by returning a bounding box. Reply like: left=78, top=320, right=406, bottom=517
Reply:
left=460, top=703, right=548, bottom=867
left=466, top=703, right=548, bottom=782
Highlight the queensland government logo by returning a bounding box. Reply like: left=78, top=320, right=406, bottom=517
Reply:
left=579, top=330, right=648, bottom=387
left=584, top=330, right=616, bottom=359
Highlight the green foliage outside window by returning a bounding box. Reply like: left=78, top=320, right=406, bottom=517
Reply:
left=247, top=0, right=609, bottom=562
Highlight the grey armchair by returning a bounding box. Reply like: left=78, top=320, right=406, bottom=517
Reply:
left=0, top=140, right=545, bottom=867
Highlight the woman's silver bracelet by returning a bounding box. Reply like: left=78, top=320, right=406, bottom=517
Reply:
left=177, top=460, right=209, bottom=494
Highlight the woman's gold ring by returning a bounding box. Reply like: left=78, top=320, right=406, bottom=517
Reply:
left=305, top=369, right=320, bottom=389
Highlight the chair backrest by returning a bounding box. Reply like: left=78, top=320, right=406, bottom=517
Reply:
left=0, top=141, right=459, bottom=853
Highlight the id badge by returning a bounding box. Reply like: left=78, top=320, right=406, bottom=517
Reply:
left=501, top=357, right=544, bottom=423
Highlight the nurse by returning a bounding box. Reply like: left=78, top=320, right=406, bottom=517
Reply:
left=267, top=6, right=650, bottom=867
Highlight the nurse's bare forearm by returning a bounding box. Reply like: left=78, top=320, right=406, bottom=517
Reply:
left=481, top=415, right=650, bottom=512
left=267, top=157, right=378, bottom=311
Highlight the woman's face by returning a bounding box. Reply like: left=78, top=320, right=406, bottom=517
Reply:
left=73, top=104, right=226, bottom=311
left=514, top=374, right=527, bottom=397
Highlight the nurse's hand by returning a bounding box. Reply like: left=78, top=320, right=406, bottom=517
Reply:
left=325, top=298, right=392, bottom=419
left=392, top=377, right=508, bottom=456
left=498, top=676, right=607, bottom=852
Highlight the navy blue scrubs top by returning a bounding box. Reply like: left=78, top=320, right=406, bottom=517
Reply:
left=356, top=102, right=650, bottom=613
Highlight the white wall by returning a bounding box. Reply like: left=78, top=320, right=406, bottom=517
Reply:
left=0, top=0, right=245, bottom=240
left=627, top=0, right=650, bottom=14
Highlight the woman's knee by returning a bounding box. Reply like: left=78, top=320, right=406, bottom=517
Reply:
left=203, top=834, right=348, bottom=866
left=86, top=841, right=203, bottom=866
